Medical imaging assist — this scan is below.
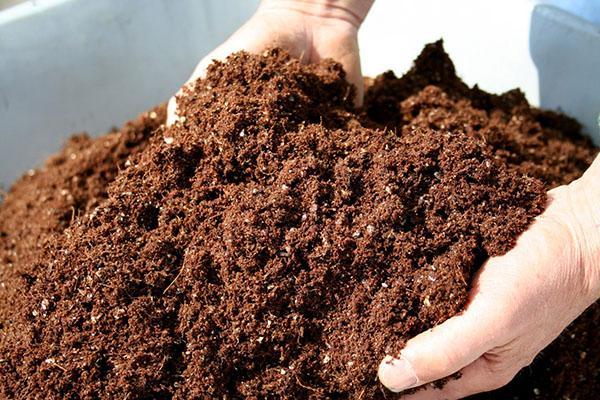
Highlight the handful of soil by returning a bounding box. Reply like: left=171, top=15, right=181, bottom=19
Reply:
left=0, top=42, right=597, bottom=399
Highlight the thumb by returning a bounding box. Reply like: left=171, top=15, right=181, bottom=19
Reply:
left=378, top=299, right=496, bottom=393
left=166, top=44, right=241, bottom=126
left=166, top=36, right=269, bottom=126
left=165, top=53, right=212, bottom=127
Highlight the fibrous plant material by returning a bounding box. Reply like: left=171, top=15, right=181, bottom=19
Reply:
left=0, top=42, right=597, bottom=399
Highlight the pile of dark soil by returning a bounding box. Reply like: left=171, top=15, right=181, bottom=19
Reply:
left=0, top=42, right=597, bottom=399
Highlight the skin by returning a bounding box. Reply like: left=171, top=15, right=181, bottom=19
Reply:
left=379, top=159, right=600, bottom=398
left=166, top=0, right=373, bottom=125
left=168, top=1, right=600, bottom=398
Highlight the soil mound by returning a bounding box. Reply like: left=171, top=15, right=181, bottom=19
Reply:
left=0, top=42, right=597, bottom=399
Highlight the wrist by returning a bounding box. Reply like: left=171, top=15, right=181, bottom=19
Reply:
left=258, top=0, right=374, bottom=28
left=580, top=153, right=600, bottom=186
left=568, top=155, right=600, bottom=303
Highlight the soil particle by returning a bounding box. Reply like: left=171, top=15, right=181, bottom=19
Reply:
left=0, top=42, right=597, bottom=399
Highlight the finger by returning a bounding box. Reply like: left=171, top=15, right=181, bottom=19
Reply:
left=166, top=37, right=267, bottom=126
left=187, top=43, right=248, bottom=83
left=334, top=41, right=363, bottom=107
left=312, top=28, right=363, bottom=106
left=166, top=93, right=181, bottom=126
left=378, top=299, right=499, bottom=393
left=166, top=47, right=232, bottom=126
left=400, top=355, right=519, bottom=400
left=187, top=20, right=287, bottom=85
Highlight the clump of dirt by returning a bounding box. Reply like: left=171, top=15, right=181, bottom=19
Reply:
left=363, top=42, right=599, bottom=400
left=0, top=107, right=165, bottom=270
left=0, top=42, right=597, bottom=399
left=0, top=107, right=164, bottom=349
left=364, top=42, right=594, bottom=187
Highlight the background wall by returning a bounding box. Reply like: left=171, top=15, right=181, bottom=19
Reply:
left=0, top=0, right=598, bottom=188
left=361, top=0, right=541, bottom=103
left=0, top=0, right=260, bottom=187
left=0, top=0, right=23, bottom=11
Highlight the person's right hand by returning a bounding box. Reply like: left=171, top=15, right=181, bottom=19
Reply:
left=167, top=0, right=374, bottom=125
left=378, top=156, right=600, bottom=399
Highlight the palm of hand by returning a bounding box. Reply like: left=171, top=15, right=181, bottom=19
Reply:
left=167, top=8, right=362, bottom=125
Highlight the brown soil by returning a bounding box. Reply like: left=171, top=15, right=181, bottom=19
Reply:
left=0, top=42, right=597, bottom=399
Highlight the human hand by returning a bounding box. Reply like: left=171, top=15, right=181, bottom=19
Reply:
left=378, top=157, right=600, bottom=399
left=167, top=0, right=374, bottom=125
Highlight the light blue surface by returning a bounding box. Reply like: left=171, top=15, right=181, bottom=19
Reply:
left=0, top=0, right=259, bottom=187
left=531, top=5, right=600, bottom=144
left=541, top=0, right=600, bottom=26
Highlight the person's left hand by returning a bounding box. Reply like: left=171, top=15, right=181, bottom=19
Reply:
left=378, top=157, right=600, bottom=399
left=167, top=0, right=374, bottom=125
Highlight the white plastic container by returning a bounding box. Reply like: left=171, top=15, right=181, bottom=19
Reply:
left=0, top=0, right=598, bottom=188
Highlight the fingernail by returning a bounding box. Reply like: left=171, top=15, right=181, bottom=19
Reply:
left=378, top=354, right=419, bottom=392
